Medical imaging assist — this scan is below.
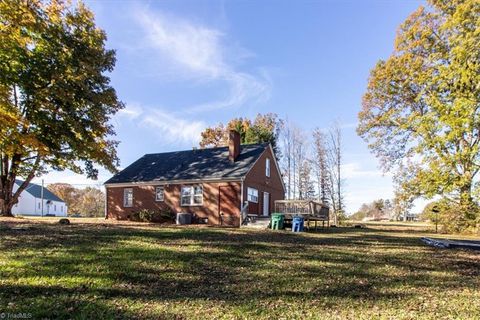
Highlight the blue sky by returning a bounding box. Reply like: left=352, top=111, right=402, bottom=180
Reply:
left=36, top=0, right=426, bottom=213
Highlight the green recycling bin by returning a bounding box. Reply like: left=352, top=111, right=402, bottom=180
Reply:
left=271, top=213, right=285, bottom=230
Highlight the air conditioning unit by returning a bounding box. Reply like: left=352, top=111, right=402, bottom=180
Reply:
left=176, top=212, right=192, bottom=225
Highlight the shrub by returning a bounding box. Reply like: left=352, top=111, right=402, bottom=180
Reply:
left=131, top=208, right=175, bottom=223
left=422, top=198, right=480, bottom=234
left=149, top=208, right=175, bottom=223
left=131, top=209, right=153, bottom=222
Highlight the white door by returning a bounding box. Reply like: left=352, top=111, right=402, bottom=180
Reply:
left=263, top=192, right=269, bottom=216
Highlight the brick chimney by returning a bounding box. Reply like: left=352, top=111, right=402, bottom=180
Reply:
left=228, top=130, right=241, bottom=162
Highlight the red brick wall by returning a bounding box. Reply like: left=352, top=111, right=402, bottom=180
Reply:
left=106, top=181, right=241, bottom=226
left=243, top=146, right=285, bottom=215
left=106, top=146, right=285, bottom=227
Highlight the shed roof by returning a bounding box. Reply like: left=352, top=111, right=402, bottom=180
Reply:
left=15, top=180, right=65, bottom=202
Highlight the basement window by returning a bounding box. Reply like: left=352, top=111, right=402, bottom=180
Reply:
left=181, top=185, right=203, bottom=206
left=247, top=187, right=258, bottom=203
left=155, top=186, right=165, bottom=202
left=123, top=188, right=133, bottom=207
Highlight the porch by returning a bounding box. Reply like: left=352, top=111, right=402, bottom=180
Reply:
left=241, top=199, right=330, bottom=229
left=274, top=200, right=330, bottom=230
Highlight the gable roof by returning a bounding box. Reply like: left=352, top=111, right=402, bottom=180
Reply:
left=15, top=180, right=65, bottom=202
left=105, top=143, right=269, bottom=185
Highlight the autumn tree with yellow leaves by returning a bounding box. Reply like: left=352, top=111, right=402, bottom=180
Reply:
left=200, top=113, right=283, bottom=159
left=358, top=0, right=480, bottom=231
left=0, top=1, right=123, bottom=216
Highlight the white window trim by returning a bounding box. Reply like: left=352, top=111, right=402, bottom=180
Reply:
left=181, top=185, right=203, bottom=206
left=266, top=158, right=271, bottom=177
left=155, top=186, right=165, bottom=202
left=247, top=187, right=259, bottom=203
left=123, top=188, right=133, bottom=207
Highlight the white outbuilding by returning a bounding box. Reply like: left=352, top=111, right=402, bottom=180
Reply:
left=12, top=180, right=67, bottom=217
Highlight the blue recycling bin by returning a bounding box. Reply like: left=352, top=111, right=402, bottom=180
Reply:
left=292, top=216, right=304, bottom=232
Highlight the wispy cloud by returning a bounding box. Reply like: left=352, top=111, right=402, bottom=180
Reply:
left=342, top=162, right=390, bottom=179
left=133, top=7, right=271, bottom=113
left=116, top=102, right=205, bottom=145
left=142, top=109, right=205, bottom=144
left=117, top=103, right=143, bottom=120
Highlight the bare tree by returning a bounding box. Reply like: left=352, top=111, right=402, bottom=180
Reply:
left=280, top=120, right=306, bottom=200
left=327, top=121, right=344, bottom=225
left=298, top=159, right=316, bottom=200
left=312, top=128, right=330, bottom=203
left=292, top=127, right=306, bottom=200
left=281, top=118, right=294, bottom=199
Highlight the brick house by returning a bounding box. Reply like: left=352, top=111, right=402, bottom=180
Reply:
left=104, top=131, right=285, bottom=227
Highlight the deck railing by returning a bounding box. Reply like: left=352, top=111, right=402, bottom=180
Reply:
left=274, top=200, right=329, bottom=221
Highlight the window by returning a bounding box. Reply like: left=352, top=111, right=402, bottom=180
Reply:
left=123, top=188, right=133, bottom=207
left=155, top=186, right=165, bottom=201
left=266, top=158, right=271, bottom=177
left=54, top=204, right=57, bottom=211
left=247, top=187, right=258, bottom=203
left=61, top=206, right=63, bottom=213
left=38, top=202, right=41, bottom=209
left=181, top=185, right=203, bottom=206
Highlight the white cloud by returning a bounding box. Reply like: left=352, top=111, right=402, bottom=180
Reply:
left=134, top=7, right=271, bottom=113
left=137, top=9, right=224, bottom=79
left=117, top=103, right=144, bottom=120
left=142, top=109, right=205, bottom=144
left=341, top=122, right=358, bottom=129
left=115, top=101, right=205, bottom=145
left=342, top=162, right=389, bottom=179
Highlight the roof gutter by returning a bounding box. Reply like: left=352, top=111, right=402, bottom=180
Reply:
left=104, top=177, right=243, bottom=188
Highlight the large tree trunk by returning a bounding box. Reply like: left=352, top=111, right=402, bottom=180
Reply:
left=459, top=182, right=477, bottom=228
left=0, top=202, right=14, bottom=217
left=0, top=183, right=15, bottom=217
left=0, top=154, right=40, bottom=217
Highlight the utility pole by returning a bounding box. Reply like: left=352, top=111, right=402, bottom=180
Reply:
left=41, top=179, right=44, bottom=217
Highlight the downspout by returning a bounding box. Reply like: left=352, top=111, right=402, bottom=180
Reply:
left=104, top=186, right=108, bottom=219
left=240, top=178, right=244, bottom=225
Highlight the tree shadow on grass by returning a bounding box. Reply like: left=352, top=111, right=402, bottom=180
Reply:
left=1, top=221, right=479, bottom=318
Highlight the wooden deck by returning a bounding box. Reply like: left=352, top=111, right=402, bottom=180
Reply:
left=274, top=200, right=330, bottom=230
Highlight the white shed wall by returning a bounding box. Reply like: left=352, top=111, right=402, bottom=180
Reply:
left=11, top=183, right=67, bottom=217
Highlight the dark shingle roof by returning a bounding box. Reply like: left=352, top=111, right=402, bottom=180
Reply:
left=105, top=143, right=268, bottom=184
left=15, top=180, right=65, bottom=202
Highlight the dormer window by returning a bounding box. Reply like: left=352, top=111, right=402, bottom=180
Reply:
left=266, top=158, right=271, bottom=177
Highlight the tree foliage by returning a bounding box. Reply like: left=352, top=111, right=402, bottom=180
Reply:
left=352, top=199, right=394, bottom=221
left=357, top=0, right=480, bottom=230
left=47, top=183, right=105, bottom=217
left=0, top=0, right=123, bottom=215
left=199, top=113, right=283, bottom=158
left=421, top=198, right=479, bottom=233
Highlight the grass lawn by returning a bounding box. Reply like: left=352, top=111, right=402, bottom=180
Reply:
left=0, top=218, right=479, bottom=319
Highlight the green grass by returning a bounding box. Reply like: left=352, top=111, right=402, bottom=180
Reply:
left=0, top=218, right=479, bottom=319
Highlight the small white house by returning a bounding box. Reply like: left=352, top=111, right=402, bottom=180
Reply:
left=12, top=180, right=68, bottom=217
